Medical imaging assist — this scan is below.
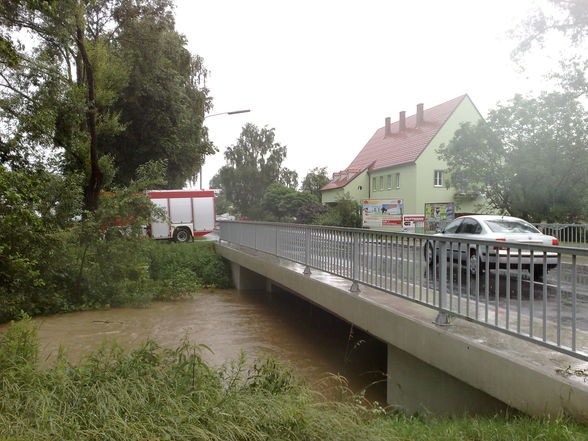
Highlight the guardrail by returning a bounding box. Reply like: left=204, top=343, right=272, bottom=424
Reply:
left=219, top=221, right=588, bottom=361
left=535, top=223, right=588, bottom=245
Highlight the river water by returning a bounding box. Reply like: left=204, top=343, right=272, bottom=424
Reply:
left=0, top=288, right=387, bottom=401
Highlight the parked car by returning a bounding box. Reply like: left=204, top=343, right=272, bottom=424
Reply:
left=425, top=215, right=560, bottom=281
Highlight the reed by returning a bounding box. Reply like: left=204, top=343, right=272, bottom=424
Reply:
left=1, top=318, right=586, bottom=441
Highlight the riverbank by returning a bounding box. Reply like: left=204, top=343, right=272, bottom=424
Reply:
left=1, top=318, right=587, bottom=441
left=0, top=239, right=231, bottom=323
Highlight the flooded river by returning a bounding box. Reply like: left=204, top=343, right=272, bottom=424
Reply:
left=0, top=288, right=387, bottom=401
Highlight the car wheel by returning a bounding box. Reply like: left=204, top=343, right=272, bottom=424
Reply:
left=173, top=227, right=191, bottom=243
left=469, top=251, right=485, bottom=277
left=533, top=264, right=545, bottom=282
left=424, top=241, right=435, bottom=266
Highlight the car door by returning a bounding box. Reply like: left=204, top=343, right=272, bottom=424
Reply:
left=455, top=218, right=483, bottom=263
left=437, top=218, right=463, bottom=262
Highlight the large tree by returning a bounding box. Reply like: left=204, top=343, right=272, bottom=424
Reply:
left=0, top=0, right=211, bottom=210
left=439, top=92, right=588, bottom=222
left=212, top=123, right=298, bottom=219
left=101, top=0, right=213, bottom=188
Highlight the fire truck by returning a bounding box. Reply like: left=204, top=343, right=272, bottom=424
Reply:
left=147, top=190, right=215, bottom=242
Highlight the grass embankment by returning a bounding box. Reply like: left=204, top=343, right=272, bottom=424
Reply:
left=0, top=239, right=231, bottom=323
left=1, top=319, right=586, bottom=441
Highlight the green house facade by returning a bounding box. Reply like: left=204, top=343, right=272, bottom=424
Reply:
left=321, top=94, right=483, bottom=218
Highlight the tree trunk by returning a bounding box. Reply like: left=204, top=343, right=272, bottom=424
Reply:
left=76, top=18, right=103, bottom=212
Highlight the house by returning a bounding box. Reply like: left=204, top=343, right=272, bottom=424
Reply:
left=320, top=94, right=483, bottom=228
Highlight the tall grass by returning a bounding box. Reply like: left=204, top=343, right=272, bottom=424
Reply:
left=1, top=318, right=586, bottom=441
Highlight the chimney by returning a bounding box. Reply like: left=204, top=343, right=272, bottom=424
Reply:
left=416, top=103, right=424, bottom=127
left=399, top=111, right=406, bottom=133
left=385, top=117, right=391, bottom=137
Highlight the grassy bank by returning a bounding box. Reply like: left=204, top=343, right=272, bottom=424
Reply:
left=0, top=236, right=232, bottom=323
left=1, top=318, right=586, bottom=441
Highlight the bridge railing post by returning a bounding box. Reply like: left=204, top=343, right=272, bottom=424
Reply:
left=350, top=232, right=360, bottom=292
left=435, top=238, right=450, bottom=325
left=303, top=227, right=311, bottom=275
left=274, top=224, right=279, bottom=257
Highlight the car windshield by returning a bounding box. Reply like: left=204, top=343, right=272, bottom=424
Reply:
left=484, top=219, right=540, bottom=234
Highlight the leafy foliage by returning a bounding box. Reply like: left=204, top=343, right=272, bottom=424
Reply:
left=212, top=123, right=298, bottom=219
left=261, top=183, right=318, bottom=221
left=512, top=0, right=588, bottom=98
left=0, top=0, right=211, bottom=211
left=0, top=165, right=231, bottom=321
left=101, top=0, right=213, bottom=188
left=317, top=193, right=362, bottom=228
left=439, top=92, right=588, bottom=222
left=301, top=166, right=330, bottom=199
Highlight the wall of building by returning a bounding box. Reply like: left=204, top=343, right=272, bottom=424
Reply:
left=321, top=169, right=370, bottom=204
left=415, top=96, right=483, bottom=214
left=367, top=163, right=418, bottom=213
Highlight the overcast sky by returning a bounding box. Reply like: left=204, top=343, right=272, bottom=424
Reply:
left=174, top=0, right=557, bottom=188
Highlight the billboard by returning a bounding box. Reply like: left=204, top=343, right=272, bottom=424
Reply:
left=424, top=202, right=455, bottom=232
left=362, top=199, right=403, bottom=227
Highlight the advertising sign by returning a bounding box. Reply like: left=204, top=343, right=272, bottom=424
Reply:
left=424, top=202, right=455, bottom=232
left=402, top=214, right=426, bottom=233
left=362, top=199, right=403, bottom=227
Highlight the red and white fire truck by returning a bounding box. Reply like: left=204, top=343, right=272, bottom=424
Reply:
left=147, top=190, right=215, bottom=242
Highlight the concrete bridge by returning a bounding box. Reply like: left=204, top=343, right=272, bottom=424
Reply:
left=216, top=221, right=588, bottom=420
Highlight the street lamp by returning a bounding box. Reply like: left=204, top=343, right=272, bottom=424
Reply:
left=199, top=109, right=251, bottom=189
left=205, top=109, right=250, bottom=119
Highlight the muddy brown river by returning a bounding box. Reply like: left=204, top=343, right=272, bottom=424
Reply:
left=0, top=288, right=387, bottom=401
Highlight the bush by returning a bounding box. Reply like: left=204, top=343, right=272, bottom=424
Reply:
left=0, top=227, right=232, bottom=322
left=318, top=193, right=362, bottom=228
left=147, top=241, right=232, bottom=300
left=0, top=318, right=586, bottom=441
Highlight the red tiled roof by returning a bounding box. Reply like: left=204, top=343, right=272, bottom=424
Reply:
left=322, top=95, right=467, bottom=191
left=320, top=166, right=371, bottom=191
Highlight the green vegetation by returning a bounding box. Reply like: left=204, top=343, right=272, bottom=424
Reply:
left=0, top=224, right=231, bottom=324
left=261, top=183, right=324, bottom=223
left=0, top=0, right=211, bottom=210
left=439, top=93, right=588, bottom=223
left=317, top=193, right=363, bottom=228
left=211, top=124, right=298, bottom=219
left=1, top=317, right=587, bottom=441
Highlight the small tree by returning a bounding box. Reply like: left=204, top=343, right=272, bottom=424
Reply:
left=317, top=193, right=362, bottom=228
left=301, top=167, right=330, bottom=199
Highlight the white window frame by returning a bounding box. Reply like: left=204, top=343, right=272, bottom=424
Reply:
left=434, top=170, right=443, bottom=187
left=379, top=176, right=384, bottom=191
left=386, top=174, right=392, bottom=189
left=373, top=177, right=377, bottom=191
left=395, top=173, right=400, bottom=189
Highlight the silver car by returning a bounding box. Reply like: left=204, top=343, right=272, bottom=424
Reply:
left=426, top=215, right=560, bottom=281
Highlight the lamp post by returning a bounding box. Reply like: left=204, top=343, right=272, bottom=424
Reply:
left=200, top=109, right=251, bottom=189
left=205, top=109, right=250, bottom=119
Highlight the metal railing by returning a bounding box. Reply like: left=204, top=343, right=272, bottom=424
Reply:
left=535, top=223, right=588, bottom=245
left=219, top=221, right=588, bottom=361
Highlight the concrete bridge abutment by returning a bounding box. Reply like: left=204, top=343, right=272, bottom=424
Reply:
left=386, top=344, right=507, bottom=415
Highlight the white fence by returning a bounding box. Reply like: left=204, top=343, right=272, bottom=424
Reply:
left=535, top=224, right=588, bottom=245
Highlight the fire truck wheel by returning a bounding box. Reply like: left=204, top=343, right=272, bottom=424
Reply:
left=173, top=227, right=192, bottom=243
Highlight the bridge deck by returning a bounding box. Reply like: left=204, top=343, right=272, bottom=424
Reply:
left=217, top=241, right=588, bottom=420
